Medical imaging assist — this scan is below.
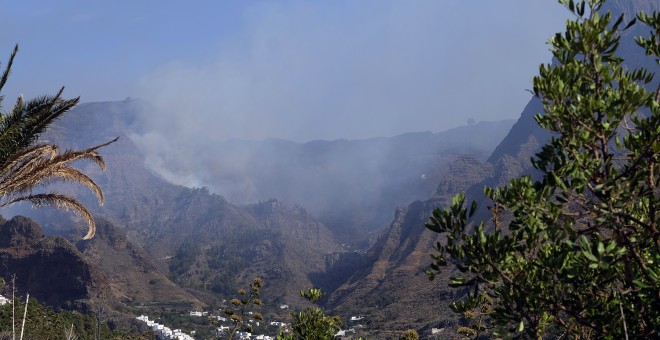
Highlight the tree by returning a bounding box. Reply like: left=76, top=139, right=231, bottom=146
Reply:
left=425, top=0, right=659, bottom=338
left=224, top=277, right=264, bottom=340
left=399, top=328, right=419, bottom=340
left=277, top=289, right=342, bottom=340
left=0, top=45, right=115, bottom=239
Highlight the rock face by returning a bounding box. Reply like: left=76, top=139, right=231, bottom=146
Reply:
left=435, top=155, right=494, bottom=196
left=75, top=218, right=203, bottom=308
left=327, top=157, right=496, bottom=338
left=0, top=216, right=109, bottom=309
left=242, top=199, right=343, bottom=301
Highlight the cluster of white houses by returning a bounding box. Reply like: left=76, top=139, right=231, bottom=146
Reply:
left=1, top=293, right=375, bottom=339
left=138, top=308, right=369, bottom=339
left=136, top=315, right=195, bottom=340
left=202, top=311, right=277, bottom=339
left=0, top=294, right=10, bottom=306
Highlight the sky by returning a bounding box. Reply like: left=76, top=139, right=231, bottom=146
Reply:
left=0, top=1, right=570, bottom=142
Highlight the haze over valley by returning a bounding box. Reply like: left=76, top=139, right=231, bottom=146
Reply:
left=0, top=0, right=657, bottom=338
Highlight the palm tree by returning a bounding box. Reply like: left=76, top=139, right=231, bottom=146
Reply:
left=0, top=45, right=115, bottom=239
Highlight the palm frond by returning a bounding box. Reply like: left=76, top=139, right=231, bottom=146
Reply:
left=22, top=89, right=79, bottom=144
left=0, top=138, right=116, bottom=239
left=0, top=88, right=79, bottom=165
left=0, top=145, right=59, bottom=192
left=0, top=144, right=57, bottom=173
left=0, top=95, right=27, bottom=162
left=42, top=167, right=104, bottom=204
left=0, top=193, right=96, bottom=240
left=48, top=137, right=117, bottom=171
left=0, top=45, right=114, bottom=240
left=0, top=94, right=79, bottom=165
left=0, top=44, right=18, bottom=107
left=0, top=140, right=114, bottom=198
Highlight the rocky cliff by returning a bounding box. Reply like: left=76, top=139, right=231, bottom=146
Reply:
left=326, top=156, right=495, bottom=337
left=0, top=216, right=109, bottom=309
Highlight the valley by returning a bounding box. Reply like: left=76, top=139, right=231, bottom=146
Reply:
left=2, top=98, right=513, bottom=338
left=0, top=0, right=657, bottom=338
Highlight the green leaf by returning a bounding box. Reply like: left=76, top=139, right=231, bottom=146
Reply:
left=582, top=250, right=598, bottom=262
left=633, top=279, right=650, bottom=289
left=605, top=241, right=616, bottom=253
left=624, top=17, right=637, bottom=30
left=578, top=1, right=585, bottom=16
left=449, top=276, right=466, bottom=287
left=612, top=14, right=624, bottom=30
left=469, top=200, right=478, bottom=218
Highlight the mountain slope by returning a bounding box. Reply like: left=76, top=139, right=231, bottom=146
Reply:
left=9, top=100, right=348, bottom=306
left=130, top=115, right=515, bottom=243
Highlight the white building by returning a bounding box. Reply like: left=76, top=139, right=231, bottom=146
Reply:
left=431, top=327, right=445, bottom=335
left=135, top=315, right=195, bottom=340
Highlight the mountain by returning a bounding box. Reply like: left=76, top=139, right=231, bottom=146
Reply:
left=323, top=0, right=660, bottom=337
left=0, top=96, right=512, bottom=320
left=9, top=100, right=340, bottom=306
left=36, top=99, right=514, bottom=246
left=130, top=114, right=515, bottom=244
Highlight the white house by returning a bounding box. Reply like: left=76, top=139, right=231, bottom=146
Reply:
left=431, top=327, right=445, bottom=335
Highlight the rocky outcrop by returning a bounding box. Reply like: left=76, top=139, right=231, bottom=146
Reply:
left=435, top=155, right=494, bottom=196
left=76, top=218, right=203, bottom=308
left=0, top=216, right=109, bottom=309
left=245, top=199, right=337, bottom=251
left=238, top=199, right=343, bottom=303
left=325, top=156, right=495, bottom=336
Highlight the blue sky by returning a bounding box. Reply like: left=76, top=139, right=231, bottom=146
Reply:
left=1, top=1, right=570, bottom=142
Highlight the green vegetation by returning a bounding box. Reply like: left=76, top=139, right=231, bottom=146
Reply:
left=0, top=45, right=116, bottom=239
left=169, top=237, right=201, bottom=279
left=277, top=289, right=342, bottom=340
left=399, top=328, right=419, bottom=340
left=0, top=296, right=146, bottom=339
left=425, top=0, right=659, bottom=338
left=225, top=277, right=265, bottom=340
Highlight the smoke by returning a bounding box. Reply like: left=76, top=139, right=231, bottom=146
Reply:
left=133, top=1, right=567, bottom=141
left=129, top=1, right=568, bottom=221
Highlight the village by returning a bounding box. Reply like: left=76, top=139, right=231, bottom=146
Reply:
left=136, top=305, right=369, bottom=340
